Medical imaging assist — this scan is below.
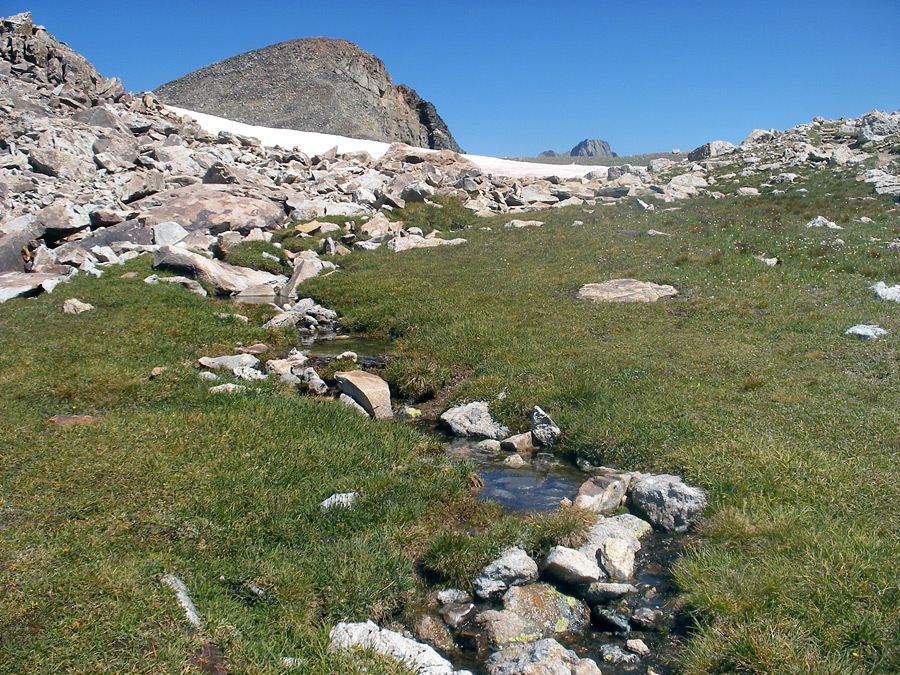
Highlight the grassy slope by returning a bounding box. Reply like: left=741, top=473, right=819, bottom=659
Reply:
left=1, top=163, right=898, bottom=673
left=303, top=166, right=900, bottom=673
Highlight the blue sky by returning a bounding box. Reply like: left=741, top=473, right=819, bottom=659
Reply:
left=10, top=1, right=900, bottom=157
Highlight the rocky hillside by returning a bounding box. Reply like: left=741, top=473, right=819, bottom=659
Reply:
left=1, top=11, right=898, bottom=304
left=155, top=37, right=462, bottom=152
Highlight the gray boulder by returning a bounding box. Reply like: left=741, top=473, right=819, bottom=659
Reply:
left=687, top=140, right=735, bottom=162
left=630, top=474, right=707, bottom=532
left=485, top=638, right=601, bottom=675
left=858, top=110, right=900, bottom=144
left=333, top=370, right=393, bottom=420
left=530, top=405, right=561, bottom=447
left=473, top=546, right=538, bottom=599
left=569, top=139, right=616, bottom=158
left=440, top=401, right=508, bottom=440
left=543, top=546, right=602, bottom=585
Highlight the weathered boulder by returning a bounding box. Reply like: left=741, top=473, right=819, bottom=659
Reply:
left=530, top=406, right=561, bottom=447
left=333, top=370, right=393, bottom=420
left=132, top=184, right=287, bottom=234
left=198, top=354, right=260, bottom=370
left=62, top=298, right=93, bottom=314
left=282, top=258, right=324, bottom=299
left=687, top=140, right=735, bottom=162
left=543, top=546, right=602, bottom=585
left=502, top=583, right=588, bottom=639
left=153, top=245, right=286, bottom=295
left=573, top=474, right=630, bottom=514
left=485, top=638, right=601, bottom=675
left=871, top=282, right=900, bottom=303
left=441, top=401, right=508, bottom=440
left=630, top=474, right=707, bottom=532
left=500, top=432, right=537, bottom=453
left=301, top=368, right=328, bottom=395
left=845, top=324, right=888, bottom=339
left=577, top=279, right=677, bottom=303
left=0, top=270, right=71, bottom=302
left=29, top=147, right=95, bottom=180
left=858, top=110, right=900, bottom=144
left=473, top=546, right=538, bottom=599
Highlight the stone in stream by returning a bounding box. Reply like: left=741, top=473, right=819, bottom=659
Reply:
left=577, top=279, right=678, bottom=304
left=582, top=582, right=638, bottom=605
left=626, top=638, right=651, bottom=657
left=630, top=607, right=663, bottom=630
left=630, top=474, right=707, bottom=532
left=439, top=602, right=476, bottom=630
left=441, top=401, right=508, bottom=440
left=500, top=432, right=537, bottom=453
left=599, top=643, right=640, bottom=664
left=592, top=607, right=631, bottom=634
left=502, top=583, right=589, bottom=637
left=472, top=546, right=538, bottom=599
left=411, top=613, right=457, bottom=656
left=598, top=538, right=635, bottom=581
left=543, top=546, right=602, bottom=585
left=503, top=454, right=527, bottom=468
left=578, top=517, right=642, bottom=565
left=530, top=406, right=561, bottom=447
left=333, top=370, right=393, bottom=420
left=485, top=638, right=601, bottom=675
left=573, top=474, right=631, bottom=514
left=329, top=620, right=470, bottom=675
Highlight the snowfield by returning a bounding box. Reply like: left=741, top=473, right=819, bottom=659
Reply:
left=166, top=106, right=608, bottom=179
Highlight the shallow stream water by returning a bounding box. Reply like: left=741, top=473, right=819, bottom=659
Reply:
left=300, top=331, right=684, bottom=674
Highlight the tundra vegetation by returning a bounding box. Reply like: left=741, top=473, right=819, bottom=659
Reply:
left=2, top=164, right=899, bottom=675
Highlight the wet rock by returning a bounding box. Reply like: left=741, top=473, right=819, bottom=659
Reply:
left=599, top=643, right=639, bottom=664
left=477, top=439, right=502, bottom=452
left=503, top=454, right=527, bottom=468
left=199, top=354, right=260, bottom=370
left=412, top=613, right=457, bottom=655
left=62, top=297, right=93, bottom=314
left=500, top=432, right=537, bottom=453
left=503, top=584, right=589, bottom=638
left=441, top=401, right=508, bottom=440
left=437, top=589, right=471, bottom=606
left=606, top=513, right=653, bottom=539
left=543, top=546, right=602, bottom=585
left=573, top=474, right=630, bottom=514
left=439, top=602, right=476, bottom=629
left=578, top=517, right=641, bottom=566
left=577, top=279, right=677, bottom=303
left=473, top=546, right=538, bottom=599
left=329, top=620, right=470, bottom=675
left=630, top=607, right=663, bottom=630
left=473, top=609, right=533, bottom=649
left=530, top=406, right=561, bottom=447
left=334, top=370, right=393, bottom=420
left=592, top=607, right=630, bottom=634
left=485, top=638, right=601, bottom=675
left=845, top=324, right=888, bottom=339
left=630, top=474, right=707, bottom=532
left=626, top=638, right=650, bottom=657
left=582, top=582, right=638, bottom=605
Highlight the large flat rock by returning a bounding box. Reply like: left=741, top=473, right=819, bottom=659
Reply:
left=153, top=245, right=286, bottom=295
left=577, top=279, right=677, bottom=303
left=333, top=370, right=392, bottom=420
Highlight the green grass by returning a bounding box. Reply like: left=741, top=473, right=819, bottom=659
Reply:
left=3, top=166, right=900, bottom=673
left=223, top=240, right=292, bottom=275
left=300, top=170, right=900, bottom=673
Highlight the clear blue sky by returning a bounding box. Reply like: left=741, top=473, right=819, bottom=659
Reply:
left=10, top=1, right=900, bottom=157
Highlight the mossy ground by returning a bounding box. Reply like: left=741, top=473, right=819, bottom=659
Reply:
left=2, top=163, right=899, bottom=673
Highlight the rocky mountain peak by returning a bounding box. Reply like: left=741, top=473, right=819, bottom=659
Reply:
left=154, top=37, right=462, bottom=152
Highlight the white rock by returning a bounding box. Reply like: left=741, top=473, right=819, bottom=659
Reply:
left=577, top=279, right=677, bottom=303
left=504, top=219, right=544, bottom=228
left=62, top=298, right=94, bottom=314
left=543, top=546, right=602, bottom=585
left=199, top=354, right=260, bottom=370
left=209, top=383, right=247, bottom=394
left=872, top=282, right=900, bottom=303
left=805, top=215, right=842, bottom=230
left=845, top=324, right=888, bottom=339
left=320, top=492, right=357, bottom=510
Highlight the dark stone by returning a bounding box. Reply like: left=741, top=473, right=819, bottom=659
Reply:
left=592, top=607, right=631, bottom=634
left=569, top=138, right=616, bottom=158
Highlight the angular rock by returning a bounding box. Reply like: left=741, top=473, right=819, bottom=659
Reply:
left=581, top=582, right=638, bottom=605
left=152, top=221, right=189, bottom=246
left=592, top=607, right=630, bottom=634
left=598, top=538, right=635, bottom=581
left=630, top=474, right=707, bottom=532
left=872, top=281, right=900, bottom=303
left=329, top=620, right=469, bottom=675
left=473, top=546, right=538, bottom=599
left=0, top=270, right=71, bottom=302
left=441, top=401, right=508, bottom=440
left=573, top=474, right=630, bottom=514
left=500, top=432, right=537, bottom=453
left=282, top=258, right=324, bottom=299
left=577, top=279, right=677, bottom=303
left=687, top=141, right=735, bottom=162
left=530, top=406, right=561, bottom=447
left=543, top=546, right=602, bottom=585
left=301, top=367, right=328, bottom=395
left=599, top=644, right=639, bottom=664
left=120, top=170, right=164, bottom=203
left=153, top=245, right=285, bottom=296
left=333, top=370, right=392, bottom=420
left=320, top=492, right=357, bottom=510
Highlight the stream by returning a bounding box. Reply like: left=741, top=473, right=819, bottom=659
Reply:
left=301, top=331, right=686, bottom=674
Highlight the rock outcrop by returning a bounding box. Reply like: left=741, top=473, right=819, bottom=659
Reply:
left=155, top=37, right=462, bottom=152
left=569, top=138, right=616, bottom=158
